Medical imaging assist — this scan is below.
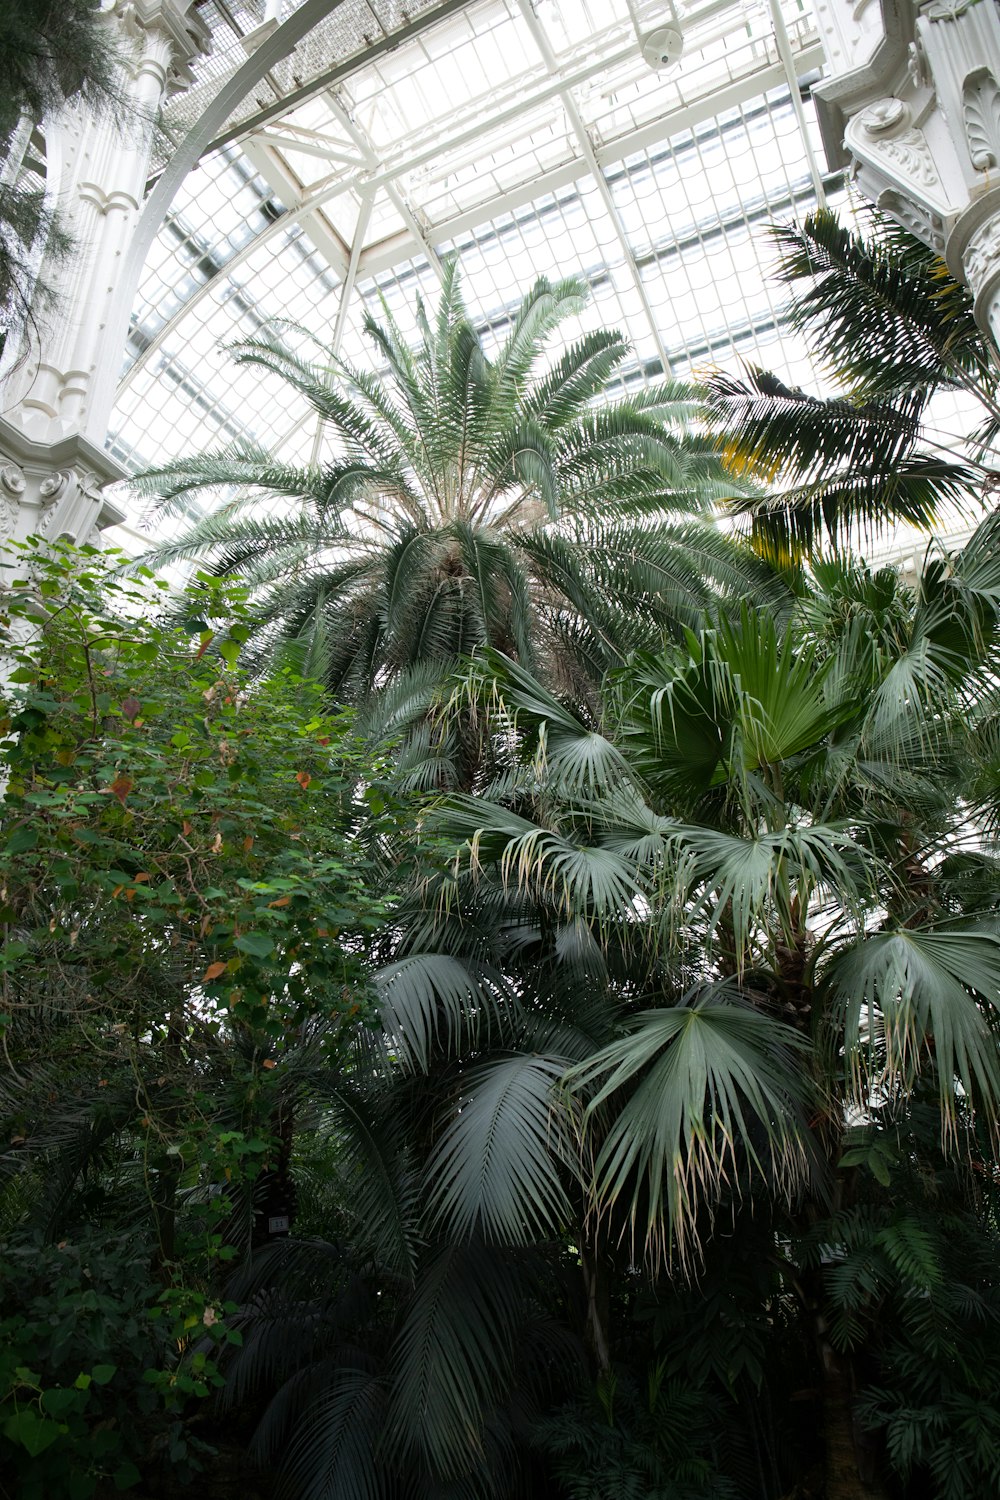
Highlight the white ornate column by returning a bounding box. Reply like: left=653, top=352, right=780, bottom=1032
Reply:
left=812, top=0, right=1000, bottom=351
left=0, top=431, right=134, bottom=549
left=0, top=0, right=208, bottom=544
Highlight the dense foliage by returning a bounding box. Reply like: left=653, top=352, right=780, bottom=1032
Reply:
left=4, top=216, right=1000, bottom=1500
left=0, top=545, right=403, bottom=1496
left=136, top=263, right=775, bottom=786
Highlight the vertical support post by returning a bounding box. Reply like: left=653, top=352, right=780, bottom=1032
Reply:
left=0, top=1, right=208, bottom=545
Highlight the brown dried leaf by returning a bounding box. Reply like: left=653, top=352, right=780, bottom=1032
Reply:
left=109, top=774, right=133, bottom=805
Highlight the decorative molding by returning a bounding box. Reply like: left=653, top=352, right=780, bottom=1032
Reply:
left=869, top=126, right=941, bottom=188
left=878, top=190, right=947, bottom=252
left=117, top=0, right=209, bottom=70
left=78, top=182, right=142, bottom=215
left=860, top=97, right=909, bottom=134
left=0, top=417, right=127, bottom=542
left=907, top=38, right=929, bottom=91
left=815, top=0, right=1000, bottom=334
left=962, top=211, right=1000, bottom=298
left=0, top=466, right=25, bottom=497
left=78, top=471, right=106, bottom=507
left=0, top=497, right=17, bottom=544
left=36, top=504, right=60, bottom=537
left=922, top=0, right=979, bottom=21
left=813, top=0, right=911, bottom=108
left=963, top=69, right=1000, bottom=170
left=39, top=471, right=69, bottom=500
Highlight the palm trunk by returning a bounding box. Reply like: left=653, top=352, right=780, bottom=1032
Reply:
left=781, top=942, right=888, bottom=1500
left=581, top=1236, right=610, bottom=1373
left=818, top=1341, right=888, bottom=1500
left=797, top=1235, right=888, bottom=1500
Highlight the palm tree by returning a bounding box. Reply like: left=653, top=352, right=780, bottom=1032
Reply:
left=703, top=208, right=1000, bottom=561
left=420, top=505, right=1000, bottom=1497
left=136, top=263, right=777, bottom=780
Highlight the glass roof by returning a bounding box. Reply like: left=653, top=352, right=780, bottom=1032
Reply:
left=110, top=0, right=844, bottom=485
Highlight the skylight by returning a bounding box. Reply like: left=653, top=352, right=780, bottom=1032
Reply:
left=110, top=0, right=842, bottom=481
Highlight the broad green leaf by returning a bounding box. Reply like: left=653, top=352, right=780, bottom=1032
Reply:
left=233, top=932, right=274, bottom=959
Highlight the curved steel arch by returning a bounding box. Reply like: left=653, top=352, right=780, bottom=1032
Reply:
left=87, top=0, right=349, bottom=444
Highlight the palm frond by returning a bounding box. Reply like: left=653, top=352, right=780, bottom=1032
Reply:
left=374, top=953, right=516, bottom=1073
left=425, top=1053, right=575, bottom=1243
left=436, top=796, right=643, bottom=920
left=771, top=208, right=994, bottom=401
left=660, top=820, right=871, bottom=962
left=566, top=987, right=811, bottom=1268
left=828, top=927, right=1000, bottom=1144
left=134, top=443, right=324, bottom=516
left=522, top=329, right=630, bottom=428
left=706, top=367, right=923, bottom=484
left=488, top=275, right=589, bottom=417
left=317, top=1081, right=423, bottom=1280
left=278, top=1368, right=390, bottom=1500
left=384, top=1245, right=524, bottom=1480
left=451, top=652, right=632, bottom=794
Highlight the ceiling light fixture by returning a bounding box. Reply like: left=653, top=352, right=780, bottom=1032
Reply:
left=625, top=0, right=684, bottom=71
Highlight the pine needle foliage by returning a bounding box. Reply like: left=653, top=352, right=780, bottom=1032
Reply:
left=0, top=0, right=133, bottom=357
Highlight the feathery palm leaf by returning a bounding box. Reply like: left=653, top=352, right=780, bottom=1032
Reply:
left=135, top=267, right=759, bottom=728
left=425, top=1053, right=576, bottom=1243
left=704, top=208, right=999, bottom=561
left=705, top=367, right=976, bottom=561
left=770, top=208, right=996, bottom=405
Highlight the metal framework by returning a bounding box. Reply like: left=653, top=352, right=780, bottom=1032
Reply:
left=107, top=0, right=843, bottom=478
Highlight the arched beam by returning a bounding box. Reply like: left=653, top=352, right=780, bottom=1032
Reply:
left=87, top=0, right=349, bottom=444
left=113, top=51, right=823, bottom=402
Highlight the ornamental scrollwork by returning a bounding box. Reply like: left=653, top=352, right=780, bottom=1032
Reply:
left=871, top=128, right=941, bottom=189
left=0, top=465, right=26, bottom=497
left=877, top=191, right=946, bottom=253
left=964, top=69, right=1000, bottom=170
left=962, top=213, right=1000, bottom=297
left=38, top=471, right=69, bottom=499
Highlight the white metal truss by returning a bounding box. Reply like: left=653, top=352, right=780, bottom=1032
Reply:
left=515, top=0, right=671, bottom=373
left=106, top=0, right=843, bottom=480
left=115, top=30, right=824, bottom=402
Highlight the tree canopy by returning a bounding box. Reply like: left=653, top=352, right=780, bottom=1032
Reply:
left=137, top=263, right=775, bottom=770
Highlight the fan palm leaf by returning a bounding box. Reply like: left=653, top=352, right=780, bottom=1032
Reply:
left=374, top=951, right=517, bottom=1074
left=565, top=987, right=812, bottom=1268
left=828, top=927, right=1000, bottom=1144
